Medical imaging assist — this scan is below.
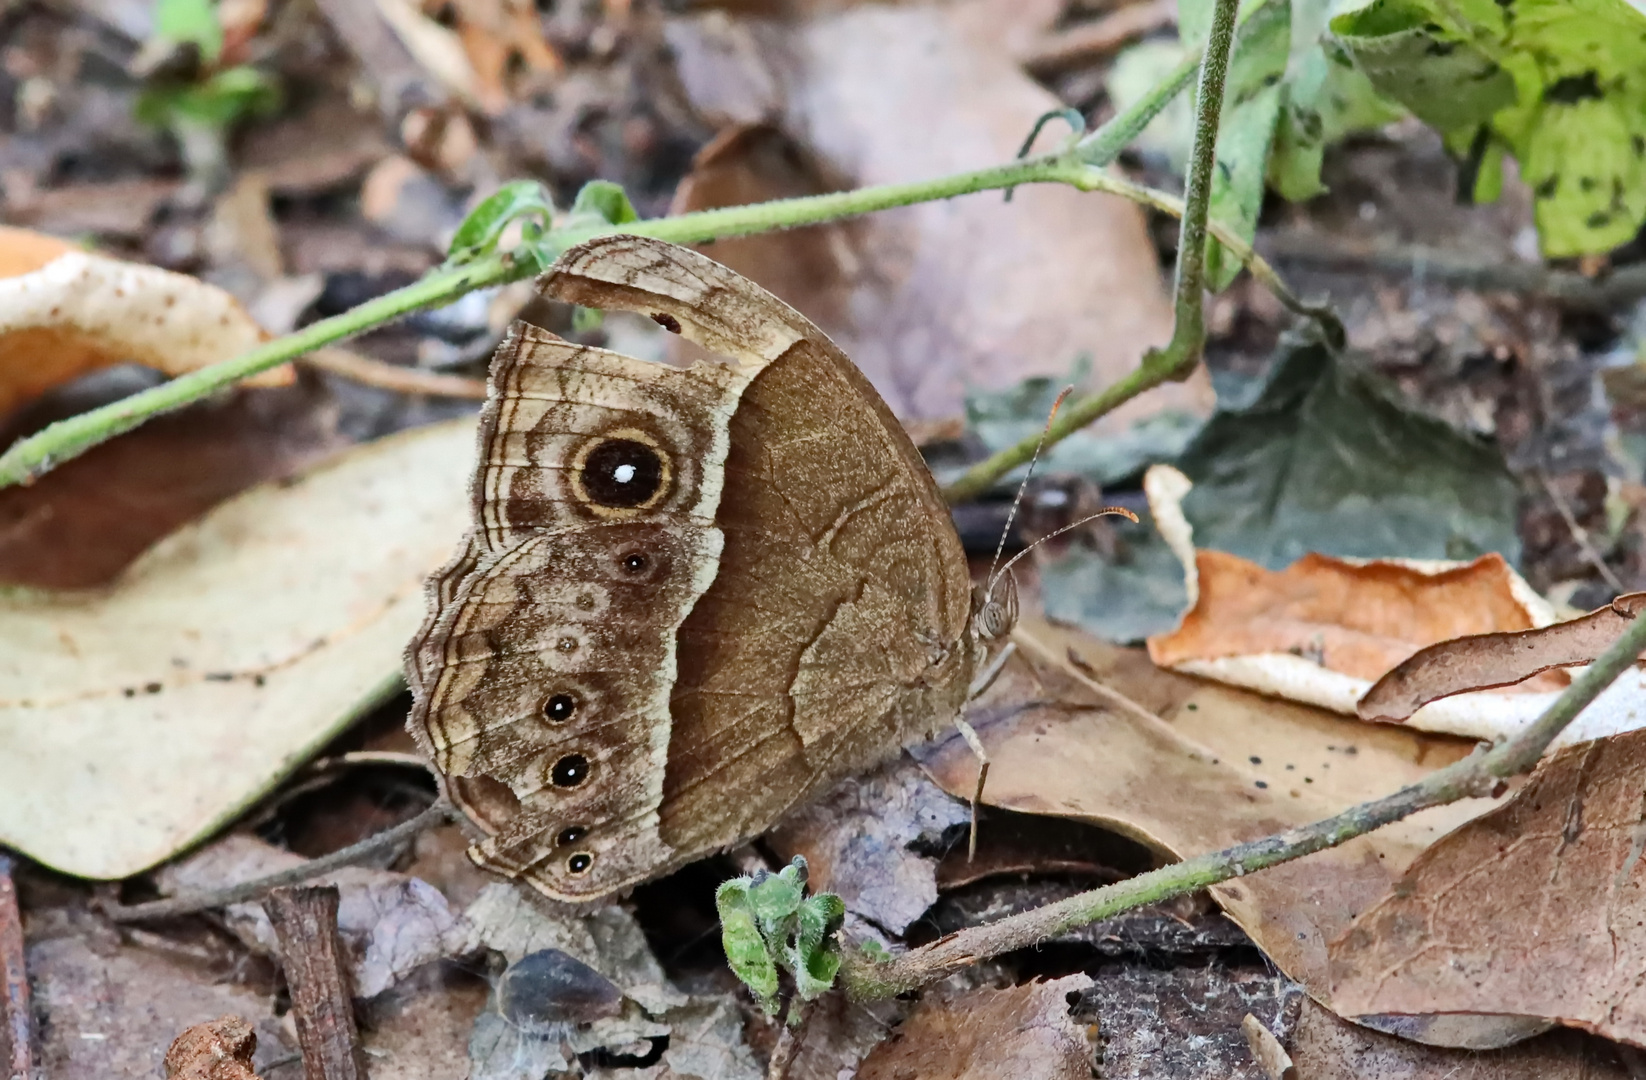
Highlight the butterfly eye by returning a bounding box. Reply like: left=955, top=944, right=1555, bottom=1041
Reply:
left=575, top=435, right=668, bottom=510
left=567, top=852, right=594, bottom=874
left=551, top=754, right=591, bottom=788
left=543, top=694, right=576, bottom=722
left=621, top=552, right=648, bottom=574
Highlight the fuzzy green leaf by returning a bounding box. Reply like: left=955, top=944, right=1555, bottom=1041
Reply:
left=446, top=180, right=554, bottom=266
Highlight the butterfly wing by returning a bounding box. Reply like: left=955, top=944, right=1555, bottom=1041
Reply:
left=409, top=236, right=974, bottom=902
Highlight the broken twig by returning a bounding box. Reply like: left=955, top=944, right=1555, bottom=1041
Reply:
left=0, top=856, right=30, bottom=1080
left=266, top=886, right=366, bottom=1080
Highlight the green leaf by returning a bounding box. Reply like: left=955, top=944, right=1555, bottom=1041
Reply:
left=745, top=866, right=805, bottom=926
left=716, top=901, right=781, bottom=1015
left=446, top=180, right=554, bottom=266
left=569, top=180, right=640, bottom=227
left=135, top=66, right=279, bottom=132
left=1331, top=0, right=1646, bottom=256
left=1206, top=81, right=1283, bottom=289
left=155, top=0, right=223, bottom=61
left=1040, top=328, right=1520, bottom=642
left=1329, top=0, right=1515, bottom=131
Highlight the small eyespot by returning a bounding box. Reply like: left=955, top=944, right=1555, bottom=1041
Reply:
left=551, top=754, right=590, bottom=788
left=567, top=852, right=593, bottom=874
left=544, top=694, right=576, bottom=722
left=621, top=552, right=648, bottom=574
left=556, top=826, right=587, bottom=847
left=556, top=637, right=578, bottom=653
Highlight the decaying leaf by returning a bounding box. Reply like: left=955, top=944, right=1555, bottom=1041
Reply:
left=1241, top=1013, right=1296, bottom=1080
left=0, top=225, right=289, bottom=418
left=1360, top=592, right=1646, bottom=721
left=161, top=834, right=470, bottom=999
left=0, top=419, right=474, bottom=879
left=856, top=974, right=1096, bottom=1080
left=766, top=757, right=968, bottom=937
left=1328, top=727, right=1646, bottom=1048
left=917, top=615, right=1495, bottom=1015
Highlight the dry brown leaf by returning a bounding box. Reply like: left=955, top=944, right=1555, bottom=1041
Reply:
left=664, top=4, right=1206, bottom=424
left=0, top=379, right=346, bottom=590
left=917, top=615, right=1497, bottom=1022
left=0, top=226, right=290, bottom=419
left=163, top=1016, right=263, bottom=1080
left=1327, top=727, right=1646, bottom=1047
left=1360, top=592, right=1646, bottom=721
left=855, top=975, right=1096, bottom=1080
left=421, top=0, right=560, bottom=113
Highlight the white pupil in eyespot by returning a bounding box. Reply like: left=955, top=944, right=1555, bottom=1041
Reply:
left=613, top=464, right=637, bottom=484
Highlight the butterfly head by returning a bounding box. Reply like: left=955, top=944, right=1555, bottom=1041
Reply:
left=971, top=574, right=1018, bottom=643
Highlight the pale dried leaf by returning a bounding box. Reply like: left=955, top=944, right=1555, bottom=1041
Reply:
left=1360, top=592, right=1646, bottom=721
left=0, top=420, right=475, bottom=878
left=0, top=225, right=289, bottom=417
left=856, top=975, right=1095, bottom=1080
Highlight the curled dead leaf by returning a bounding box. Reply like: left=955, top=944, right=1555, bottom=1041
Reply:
left=1360, top=592, right=1646, bottom=721
left=0, top=226, right=289, bottom=419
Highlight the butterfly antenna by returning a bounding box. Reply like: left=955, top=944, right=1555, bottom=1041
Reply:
left=984, top=385, right=1073, bottom=600
left=990, top=506, right=1141, bottom=585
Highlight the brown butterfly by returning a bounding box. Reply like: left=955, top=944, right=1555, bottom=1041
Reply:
left=406, top=235, right=1012, bottom=903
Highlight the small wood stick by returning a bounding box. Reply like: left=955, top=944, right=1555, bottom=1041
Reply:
left=265, top=886, right=366, bottom=1080
left=0, top=856, right=30, bottom=1080
left=952, top=717, right=991, bottom=862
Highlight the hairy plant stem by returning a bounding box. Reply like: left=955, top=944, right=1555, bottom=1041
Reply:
left=842, top=603, right=1646, bottom=1000
left=942, top=0, right=1241, bottom=504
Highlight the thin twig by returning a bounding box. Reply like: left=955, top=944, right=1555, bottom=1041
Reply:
left=104, top=801, right=453, bottom=923
left=266, top=886, right=367, bottom=1080
left=842, top=593, right=1646, bottom=999
left=0, top=856, right=30, bottom=1080
left=303, top=348, right=488, bottom=399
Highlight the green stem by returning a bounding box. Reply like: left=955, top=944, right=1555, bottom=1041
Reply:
left=843, top=601, right=1646, bottom=1000
left=942, top=0, right=1245, bottom=505
left=0, top=254, right=519, bottom=487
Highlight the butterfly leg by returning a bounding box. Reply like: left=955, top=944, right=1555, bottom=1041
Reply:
left=952, top=716, right=990, bottom=861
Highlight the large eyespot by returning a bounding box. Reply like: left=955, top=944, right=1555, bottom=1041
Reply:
left=567, top=852, right=594, bottom=874
left=543, top=693, right=577, bottom=722
left=570, top=429, right=670, bottom=513
left=551, top=754, right=591, bottom=788
left=556, top=826, right=587, bottom=847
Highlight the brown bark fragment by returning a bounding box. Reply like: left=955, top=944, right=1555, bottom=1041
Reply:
left=264, top=885, right=367, bottom=1080
left=163, top=1016, right=262, bottom=1080
left=0, top=856, right=30, bottom=1080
